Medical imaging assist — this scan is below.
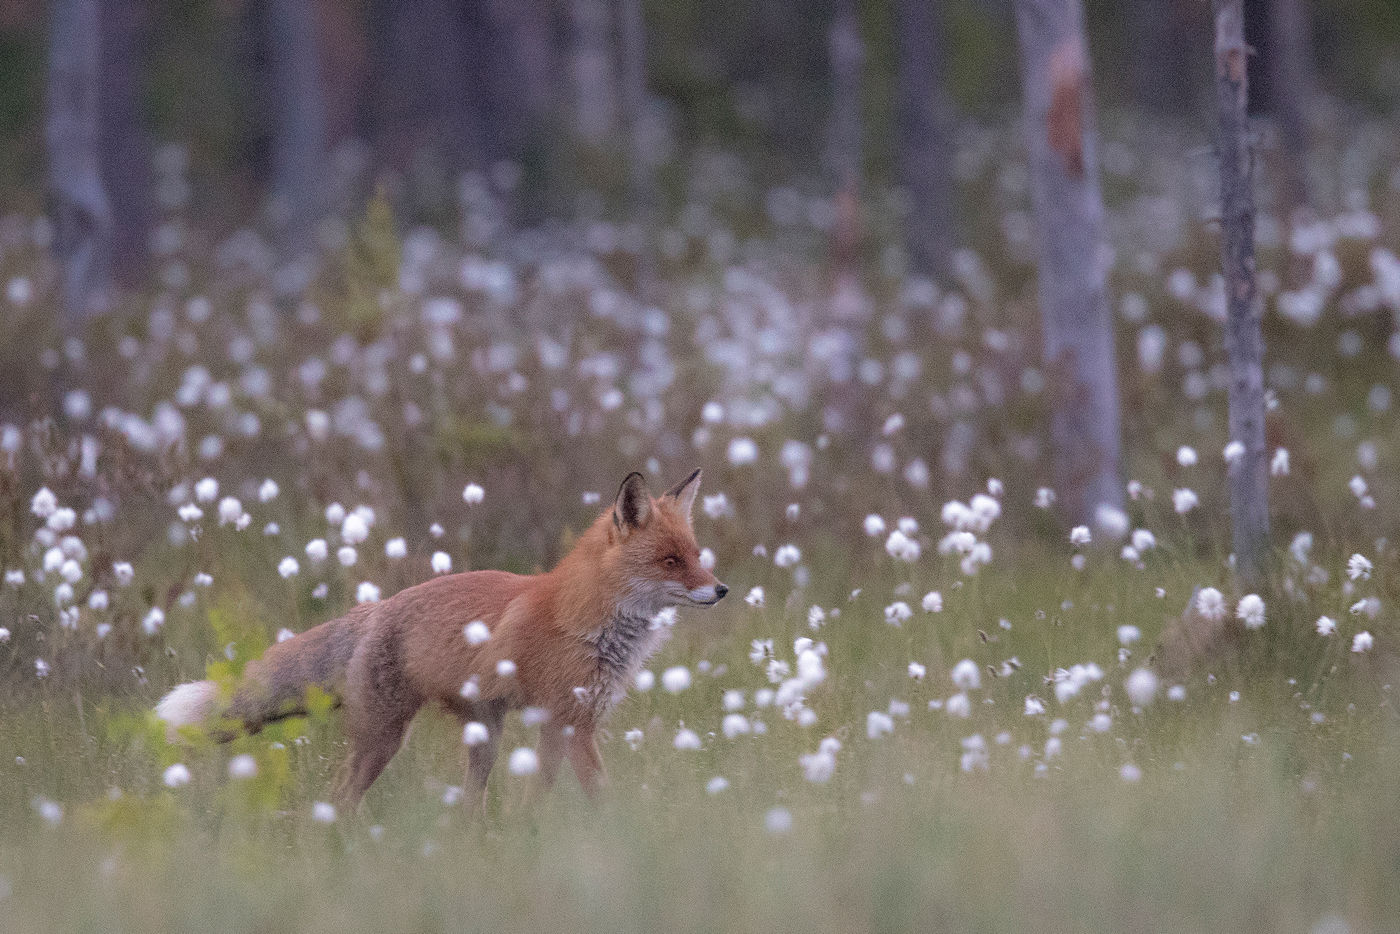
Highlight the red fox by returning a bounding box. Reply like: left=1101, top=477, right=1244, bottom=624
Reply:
left=156, top=470, right=726, bottom=808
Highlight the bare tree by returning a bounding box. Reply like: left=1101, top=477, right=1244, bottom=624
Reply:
left=1264, top=0, right=1312, bottom=218
left=893, top=0, right=956, bottom=280
left=570, top=0, right=620, bottom=146
left=1013, top=0, right=1123, bottom=525
left=486, top=0, right=559, bottom=158
left=369, top=0, right=487, bottom=172
left=1125, top=0, right=1200, bottom=114
left=47, top=0, right=114, bottom=326
left=1213, top=0, right=1270, bottom=587
left=619, top=0, right=654, bottom=218
left=619, top=0, right=660, bottom=297
left=257, top=0, right=327, bottom=253
left=826, top=0, right=863, bottom=283
left=99, top=0, right=149, bottom=287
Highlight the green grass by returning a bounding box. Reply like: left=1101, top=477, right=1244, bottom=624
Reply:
left=0, top=550, right=1394, bottom=934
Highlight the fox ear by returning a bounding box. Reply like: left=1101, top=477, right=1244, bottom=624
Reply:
left=665, top=468, right=702, bottom=522
left=612, top=472, right=651, bottom=534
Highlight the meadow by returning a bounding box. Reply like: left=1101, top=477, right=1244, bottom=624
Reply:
left=1, top=119, right=1399, bottom=932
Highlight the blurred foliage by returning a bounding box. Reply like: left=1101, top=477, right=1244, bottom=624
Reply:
left=316, top=187, right=401, bottom=341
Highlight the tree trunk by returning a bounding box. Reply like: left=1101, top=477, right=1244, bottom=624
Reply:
left=1125, top=0, right=1199, bottom=114
left=1264, top=0, right=1312, bottom=218
left=260, top=0, right=327, bottom=254
left=1213, top=0, right=1271, bottom=587
left=369, top=0, right=487, bottom=172
left=893, top=0, right=956, bottom=280
left=98, top=0, right=149, bottom=287
left=1013, top=0, right=1123, bottom=525
left=570, top=0, right=619, bottom=146
left=826, top=0, right=863, bottom=283
left=47, top=0, right=113, bottom=326
left=486, top=0, right=558, bottom=157
left=619, top=0, right=658, bottom=296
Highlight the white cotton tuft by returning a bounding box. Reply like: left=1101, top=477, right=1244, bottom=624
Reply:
left=950, top=658, right=981, bottom=690
left=508, top=747, right=538, bottom=775
left=662, top=666, right=692, bottom=693
left=1124, top=668, right=1159, bottom=706
left=162, top=763, right=192, bottom=788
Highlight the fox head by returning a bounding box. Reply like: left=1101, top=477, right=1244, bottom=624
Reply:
left=607, top=469, right=728, bottom=612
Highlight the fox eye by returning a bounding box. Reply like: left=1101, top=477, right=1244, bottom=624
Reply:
left=663, top=555, right=680, bottom=568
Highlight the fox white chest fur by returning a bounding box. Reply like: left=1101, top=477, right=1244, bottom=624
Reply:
left=584, top=605, right=672, bottom=713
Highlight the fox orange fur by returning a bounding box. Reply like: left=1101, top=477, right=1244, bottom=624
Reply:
left=156, top=470, right=727, bottom=808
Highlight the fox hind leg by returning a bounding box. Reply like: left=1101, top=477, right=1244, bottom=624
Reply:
left=334, top=708, right=414, bottom=810
left=465, top=699, right=506, bottom=815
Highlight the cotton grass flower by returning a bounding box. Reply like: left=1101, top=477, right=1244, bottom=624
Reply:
left=163, top=763, right=192, bottom=788
left=867, top=711, right=895, bottom=739
left=921, top=591, right=943, bottom=612
left=431, top=551, right=452, bottom=574
left=385, top=538, right=407, bottom=559
left=31, top=487, right=57, bottom=518
left=1173, top=489, right=1199, bottom=514
left=228, top=754, right=258, bottom=779
left=355, top=581, right=381, bottom=603
left=951, top=658, right=981, bottom=690
left=341, top=513, right=369, bottom=545
left=1347, top=553, right=1373, bottom=581
left=464, top=620, right=490, bottom=645
left=277, top=556, right=299, bottom=579
left=773, top=544, right=801, bottom=568
left=884, top=601, right=912, bottom=625
left=673, top=727, right=703, bottom=750
left=662, top=666, right=692, bottom=693
left=1352, top=631, right=1375, bottom=653
left=311, top=802, right=336, bottom=823
left=1316, top=616, right=1336, bottom=635
left=726, top=437, right=758, bottom=465
left=1124, top=668, right=1159, bottom=706
left=508, top=748, right=539, bottom=775
left=1236, top=594, right=1266, bottom=630
left=1195, top=587, right=1226, bottom=623
left=722, top=714, right=750, bottom=738
left=462, top=483, right=485, bottom=504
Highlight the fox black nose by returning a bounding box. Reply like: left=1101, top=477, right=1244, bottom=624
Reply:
left=715, top=583, right=729, bottom=600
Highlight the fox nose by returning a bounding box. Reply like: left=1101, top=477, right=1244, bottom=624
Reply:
left=715, top=583, right=729, bottom=600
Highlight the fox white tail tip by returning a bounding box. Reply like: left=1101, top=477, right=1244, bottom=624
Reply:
left=156, top=680, right=218, bottom=741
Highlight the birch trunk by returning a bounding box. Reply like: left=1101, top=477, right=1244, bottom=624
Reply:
left=826, top=0, right=863, bottom=285
left=47, top=0, right=113, bottom=326
left=893, top=0, right=956, bottom=279
left=619, top=0, right=658, bottom=296
left=1013, top=0, right=1123, bottom=524
left=99, top=0, right=149, bottom=286
left=1265, top=0, right=1312, bottom=218
left=263, top=0, right=326, bottom=254
left=570, top=0, right=619, bottom=146
left=370, top=0, right=486, bottom=171
left=1214, top=0, right=1271, bottom=587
